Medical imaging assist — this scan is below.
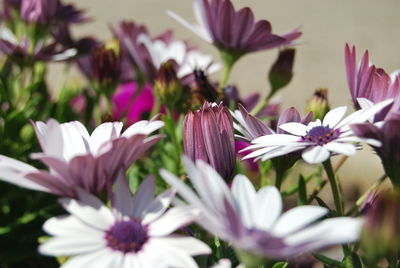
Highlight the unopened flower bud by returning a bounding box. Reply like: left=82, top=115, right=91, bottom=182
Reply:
left=91, top=40, right=121, bottom=87
left=183, top=102, right=235, bottom=182
left=306, top=89, right=330, bottom=120
left=268, top=48, right=295, bottom=95
left=154, top=60, right=182, bottom=106
left=362, top=191, right=400, bottom=264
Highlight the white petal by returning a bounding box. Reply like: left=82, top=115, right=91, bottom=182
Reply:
left=166, top=10, right=212, bottom=43
left=0, top=155, right=47, bottom=192
left=89, top=122, right=122, bottom=155
left=284, top=217, right=363, bottom=250
left=252, top=134, right=300, bottom=145
left=122, top=120, right=164, bottom=137
left=301, top=146, right=330, bottom=164
left=259, top=144, right=307, bottom=162
left=271, top=206, right=328, bottom=237
left=43, top=215, right=104, bottom=237
left=60, top=248, right=121, bottom=268
left=152, top=236, right=211, bottom=256
left=323, top=106, right=347, bottom=128
left=357, top=98, right=374, bottom=110
left=278, top=122, right=307, bottom=136
left=148, top=206, right=198, bottom=236
left=231, top=175, right=256, bottom=228
left=39, top=236, right=105, bottom=256
left=141, top=189, right=175, bottom=224
left=252, top=186, right=282, bottom=231
left=60, top=191, right=115, bottom=230
left=324, top=142, right=357, bottom=156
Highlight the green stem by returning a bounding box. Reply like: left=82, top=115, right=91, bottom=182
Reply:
left=250, top=91, right=273, bottom=116
left=323, top=159, right=343, bottom=215
left=220, top=61, right=233, bottom=88
left=165, top=106, right=182, bottom=174
left=275, top=168, right=285, bottom=191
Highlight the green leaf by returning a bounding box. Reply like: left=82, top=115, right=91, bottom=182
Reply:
left=272, top=262, right=288, bottom=268
left=314, top=253, right=346, bottom=267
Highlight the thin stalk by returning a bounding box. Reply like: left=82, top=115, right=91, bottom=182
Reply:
left=323, top=159, right=343, bottom=215
left=220, top=60, right=233, bottom=88
left=275, top=168, right=285, bottom=191
left=165, top=106, right=182, bottom=174
left=250, top=91, right=273, bottom=116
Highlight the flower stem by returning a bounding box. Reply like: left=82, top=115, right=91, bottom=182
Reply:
left=323, top=159, right=343, bottom=215
left=250, top=91, right=273, bottom=116
left=219, top=50, right=240, bottom=88
left=275, top=168, right=285, bottom=191
left=220, top=60, right=233, bottom=88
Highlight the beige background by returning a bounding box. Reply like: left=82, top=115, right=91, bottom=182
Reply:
left=66, top=0, right=400, bottom=190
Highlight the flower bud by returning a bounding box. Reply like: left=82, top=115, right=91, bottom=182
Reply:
left=306, top=89, right=330, bottom=120
left=91, top=40, right=121, bottom=87
left=154, top=60, right=182, bottom=106
left=268, top=48, right=295, bottom=95
left=183, top=102, right=235, bottom=182
left=362, top=191, right=400, bottom=264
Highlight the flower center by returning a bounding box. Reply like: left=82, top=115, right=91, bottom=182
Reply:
left=301, top=126, right=339, bottom=145
left=105, top=219, right=148, bottom=253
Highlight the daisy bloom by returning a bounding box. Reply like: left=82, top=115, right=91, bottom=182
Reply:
left=161, top=157, right=363, bottom=260
left=167, top=0, right=301, bottom=57
left=0, top=118, right=163, bottom=197
left=345, top=43, right=400, bottom=120
left=242, top=100, right=393, bottom=164
left=39, top=173, right=210, bottom=268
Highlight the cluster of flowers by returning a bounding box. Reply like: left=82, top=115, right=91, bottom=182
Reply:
left=1, top=0, right=400, bottom=267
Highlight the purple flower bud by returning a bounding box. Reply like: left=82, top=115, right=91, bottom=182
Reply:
left=269, top=48, right=296, bottom=93
left=183, top=102, right=235, bottom=182
left=154, top=60, right=182, bottom=106
left=91, top=43, right=121, bottom=87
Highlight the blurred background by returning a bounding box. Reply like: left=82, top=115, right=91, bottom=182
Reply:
left=59, top=0, right=400, bottom=190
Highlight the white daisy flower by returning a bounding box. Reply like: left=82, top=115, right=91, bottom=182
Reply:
left=39, top=173, right=210, bottom=268
left=242, top=99, right=393, bottom=164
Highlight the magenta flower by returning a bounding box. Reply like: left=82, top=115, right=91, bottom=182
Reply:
left=183, top=102, right=235, bottom=182
left=112, top=82, right=155, bottom=125
left=345, top=44, right=400, bottom=120
left=167, top=0, right=301, bottom=57
left=0, top=119, right=164, bottom=198
left=351, top=113, right=400, bottom=187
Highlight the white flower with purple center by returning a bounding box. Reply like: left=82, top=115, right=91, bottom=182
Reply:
left=243, top=100, right=392, bottom=164
left=39, top=173, right=210, bottom=268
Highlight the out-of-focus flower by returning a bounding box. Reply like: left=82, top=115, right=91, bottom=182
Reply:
left=242, top=100, right=392, bottom=164
left=0, top=119, right=164, bottom=197
left=161, top=158, right=363, bottom=262
left=306, top=88, right=330, bottom=120
left=91, top=41, right=121, bottom=90
left=0, top=27, right=77, bottom=64
left=345, top=43, right=400, bottom=120
left=112, top=82, right=155, bottom=125
left=154, top=60, right=182, bottom=106
left=362, top=191, right=400, bottom=264
left=167, top=0, right=301, bottom=60
left=20, top=0, right=57, bottom=24
left=268, top=48, right=295, bottom=94
left=40, top=173, right=210, bottom=268
left=183, top=102, right=235, bottom=182
left=351, top=113, right=400, bottom=187
left=113, top=21, right=220, bottom=81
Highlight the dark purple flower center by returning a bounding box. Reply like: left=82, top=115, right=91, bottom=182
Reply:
left=301, top=126, right=339, bottom=145
left=105, top=219, right=148, bottom=253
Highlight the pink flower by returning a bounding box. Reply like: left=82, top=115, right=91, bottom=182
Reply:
left=112, top=82, right=155, bottom=125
